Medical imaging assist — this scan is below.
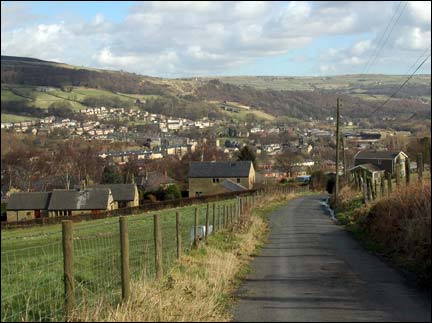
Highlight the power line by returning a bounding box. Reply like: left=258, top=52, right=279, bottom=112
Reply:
left=363, top=1, right=408, bottom=74
left=403, top=46, right=431, bottom=75
left=361, top=1, right=404, bottom=74
left=367, top=53, right=431, bottom=117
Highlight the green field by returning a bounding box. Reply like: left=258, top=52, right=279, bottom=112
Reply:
left=1, top=198, right=238, bottom=322
left=1, top=113, right=37, bottom=123
left=213, top=74, right=431, bottom=92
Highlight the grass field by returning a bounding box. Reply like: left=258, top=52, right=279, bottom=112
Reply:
left=1, top=198, right=238, bottom=322
left=1, top=113, right=37, bottom=123
left=213, top=74, right=431, bottom=92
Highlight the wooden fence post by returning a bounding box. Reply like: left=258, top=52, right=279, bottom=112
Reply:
left=417, top=153, right=423, bottom=182
left=373, top=179, right=378, bottom=200
left=361, top=174, right=367, bottom=203
left=205, top=203, right=210, bottom=240
left=62, top=220, right=74, bottom=321
left=225, top=205, right=229, bottom=227
left=154, top=214, right=163, bottom=279
left=405, top=158, right=410, bottom=186
left=176, top=212, right=181, bottom=259
left=230, top=204, right=234, bottom=226
left=217, top=204, right=220, bottom=231
left=367, top=178, right=373, bottom=201
left=395, top=163, right=400, bottom=187
left=119, top=216, right=130, bottom=302
left=380, top=177, right=385, bottom=199
left=387, top=172, right=392, bottom=196
left=212, top=203, right=216, bottom=234
left=193, top=208, right=199, bottom=248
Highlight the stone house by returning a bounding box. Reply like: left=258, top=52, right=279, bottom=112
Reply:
left=188, top=161, right=255, bottom=197
left=354, top=150, right=408, bottom=177
left=88, top=184, right=139, bottom=208
left=6, top=192, right=51, bottom=222
left=47, top=188, right=116, bottom=217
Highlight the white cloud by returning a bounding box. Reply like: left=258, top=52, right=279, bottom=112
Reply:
left=1, top=1, right=431, bottom=76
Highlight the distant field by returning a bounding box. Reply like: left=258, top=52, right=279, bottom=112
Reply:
left=213, top=74, right=431, bottom=91
left=211, top=100, right=275, bottom=121
left=1, top=113, right=37, bottom=123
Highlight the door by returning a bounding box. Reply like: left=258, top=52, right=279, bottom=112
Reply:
left=34, top=210, right=41, bottom=218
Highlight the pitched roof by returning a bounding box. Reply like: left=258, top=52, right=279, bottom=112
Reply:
left=355, top=150, right=406, bottom=160
left=6, top=192, right=51, bottom=210
left=349, top=163, right=385, bottom=173
left=135, top=172, right=176, bottom=191
left=48, top=189, right=110, bottom=210
left=89, top=184, right=137, bottom=201
left=219, top=179, right=248, bottom=192
left=188, top=161, right=252, bottom=178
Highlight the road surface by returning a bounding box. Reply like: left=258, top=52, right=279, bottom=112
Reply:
left=233, top=194, right=431, bottom=322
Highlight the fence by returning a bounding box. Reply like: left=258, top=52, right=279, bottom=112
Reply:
left=345, top=158, right=428, bottom=205
left=1, top=189, right=258, bottom=229
left=1, top=185, right=307, bottom=322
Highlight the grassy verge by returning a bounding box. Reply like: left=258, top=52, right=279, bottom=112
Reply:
left=75, top=192, right=301, bottom=322
left=334, top=184, right=431, bottom=286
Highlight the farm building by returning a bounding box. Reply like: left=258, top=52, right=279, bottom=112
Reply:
left=47, top=188, right=116, bottom=217
left=88, top=184, right=139, bottom=208
left=6, top=192, right=51, bottom=223
left=354, top=150, right=408, bottom=177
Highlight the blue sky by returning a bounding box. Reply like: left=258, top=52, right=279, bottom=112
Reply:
left=1, top=1, right=431, bottom=77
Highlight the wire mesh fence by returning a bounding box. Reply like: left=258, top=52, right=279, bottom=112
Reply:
left=1, top=187, right=307, bottom=322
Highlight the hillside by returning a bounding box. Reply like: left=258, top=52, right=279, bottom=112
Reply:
left=1, top=56, right=431, bottom=125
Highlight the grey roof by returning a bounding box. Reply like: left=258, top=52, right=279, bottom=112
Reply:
left=219, top=179, right=248, bottom=192
left=188, top=161, right=252, bottom=178
left=135, top=172, right=176, bottom=191
left=89, top=184, right=137, bottom=201
left=48, top=189, right=110, bottom=210
left=355, top=150, right=406, bottom=160
left=6, top=192, right=51, bottom=210
left=349, top=163, right=384, bottom=173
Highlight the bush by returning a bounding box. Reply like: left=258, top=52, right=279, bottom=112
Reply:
left=163, top=184, right=182, bottom=201
left=310, top=170, right=327, bottom=191
left=358, top=182, right=431, bottom=285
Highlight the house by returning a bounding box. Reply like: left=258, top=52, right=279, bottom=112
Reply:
left=354, top=150, right=408, bottom=177
left=47, top=188, right=116, bottom=217
left=6, top=192, right=51, bottom=222
left=88, top=184, right=139, bottom=208
left=135, top=171, right=176, bottom=192
left=188, top=161, right=255, bottom=197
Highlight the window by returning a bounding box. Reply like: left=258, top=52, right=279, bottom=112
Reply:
left=377, top=160, right=382, bottom=165
left=212, top=178, right=220, bottom=183
left=237, top=178, right=241, bottom=183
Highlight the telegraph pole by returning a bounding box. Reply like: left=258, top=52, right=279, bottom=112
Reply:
left=334, top=97, right=341, bottom=209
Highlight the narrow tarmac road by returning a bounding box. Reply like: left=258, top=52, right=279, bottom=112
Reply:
left=233, top=194, right=431, bottom=322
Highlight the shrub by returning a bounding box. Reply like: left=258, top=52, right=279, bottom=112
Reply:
left=310, top=170, right=327, bottom=191
left=359, top=182, right=431, bottom=285
left=163, top=184, right=182, bottom=201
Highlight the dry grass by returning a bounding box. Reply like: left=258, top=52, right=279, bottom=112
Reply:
left=74, top=192, right=296, bottom=322
left=353, top=182, right=431, bottom=285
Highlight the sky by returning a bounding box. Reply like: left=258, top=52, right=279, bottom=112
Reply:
left=1, top=1, right=431, bottom=78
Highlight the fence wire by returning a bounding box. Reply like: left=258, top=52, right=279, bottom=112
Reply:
left=0, top=190, right=301, bottom=322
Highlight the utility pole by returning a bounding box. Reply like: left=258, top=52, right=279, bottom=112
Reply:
left=342, top=135, right=347, bottom=181
left=334, top=97, right=341, bottom=209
